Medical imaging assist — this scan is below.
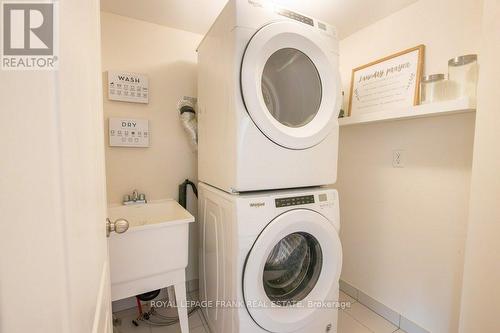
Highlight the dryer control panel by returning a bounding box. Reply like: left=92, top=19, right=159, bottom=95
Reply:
left=276, top=9, right=313, bottom=26
left=275, top=195, right=314, bottom=208
left=247, top=0, right=337, bottom=37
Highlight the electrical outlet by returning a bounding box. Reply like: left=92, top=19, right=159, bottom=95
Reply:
left=393, top=150, right=405, bottom=168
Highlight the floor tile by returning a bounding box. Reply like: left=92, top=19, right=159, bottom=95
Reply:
left=400, top=316, right=429, bottom=333
left=190, top=326, right=207, bottom=333
left=189, top=312, right=204, bottom=328
left=358, top=291, right=400, bottom=327
left=114, top=306, right=142, bottom=320
left=151, top=308, right=204, bottom=328
left=114, top=307, right=204, bottom=333
left=148, top=316, right=207, bottom=333
left=113, top=313, right=151, bottom=333
left=338, top=310, right=372, bottom=333
left=344, top=302, right=398, bottom=333
left=114, top=294, right=398, bottom=333
left=198, top=309, right=209, bottom=327
left=149, top=323, right=182, bottom=333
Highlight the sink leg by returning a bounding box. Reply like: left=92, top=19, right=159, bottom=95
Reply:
left=174, top=282, right=189, bottom=333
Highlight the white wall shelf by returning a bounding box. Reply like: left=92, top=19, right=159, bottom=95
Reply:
left=338, top=98, right=476, bottom=127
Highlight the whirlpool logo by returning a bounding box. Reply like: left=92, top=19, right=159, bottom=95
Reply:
left=2, top=1, right=58, bottom=70
left=249, top=202, right=265, bottom=208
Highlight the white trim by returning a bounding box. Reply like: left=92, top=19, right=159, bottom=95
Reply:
left=339, top=97, right=476, bottom=126
left=241, top=21, right=341, bottom=149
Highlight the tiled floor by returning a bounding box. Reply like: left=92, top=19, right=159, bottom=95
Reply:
left=113, top=291, right=406, bottom=333
left=338, top=292, right=406, bottom=333
left=113, top=291, right=208, bottom=333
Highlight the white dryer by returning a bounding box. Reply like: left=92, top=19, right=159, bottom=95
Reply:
left=198, top=182, right=343, bottom=333
left=197, top=0, right=342, bottom=193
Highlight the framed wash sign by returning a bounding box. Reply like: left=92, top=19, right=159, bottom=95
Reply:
left=348, top=45, right=425, bottom=116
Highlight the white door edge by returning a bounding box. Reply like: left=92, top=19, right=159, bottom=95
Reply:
left=92, top=261, right=113, bottom=333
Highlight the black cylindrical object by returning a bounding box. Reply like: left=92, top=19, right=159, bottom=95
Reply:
left=178, top=179, right=198, bottom=209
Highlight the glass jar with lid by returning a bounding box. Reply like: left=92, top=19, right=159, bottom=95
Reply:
left=420, top=74, right=447, bottom=104
left=448, top=54, right=478, bottom=100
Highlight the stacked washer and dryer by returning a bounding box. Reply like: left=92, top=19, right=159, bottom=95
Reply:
left=197, top=1, right=343, bottom=332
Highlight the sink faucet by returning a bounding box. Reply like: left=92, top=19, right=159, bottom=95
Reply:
left=123, top=189, right=147, bottom=205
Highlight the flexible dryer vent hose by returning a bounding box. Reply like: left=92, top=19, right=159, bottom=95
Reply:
left=178, top=98, right=198, bottom=152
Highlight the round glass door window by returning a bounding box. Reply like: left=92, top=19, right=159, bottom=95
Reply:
left=261, top=48, right=322, bottom=128
left=262, top=232, right=322, bottom=305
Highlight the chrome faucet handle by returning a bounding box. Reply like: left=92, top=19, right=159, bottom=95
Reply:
left=132, top=189, right=139, bottom=201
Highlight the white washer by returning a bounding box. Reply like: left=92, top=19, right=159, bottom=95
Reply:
left=198, top=182, right=342, bottom=333
left=197, top=0, right=342, bottom=193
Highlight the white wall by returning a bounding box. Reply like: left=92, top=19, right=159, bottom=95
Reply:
left=100, top=12, right=202, bottom=284
left=336, top=0, right=481, bottom=332
left=101, top=12, right=201, bottom=205
left=459, top=0, right=500, bottom=331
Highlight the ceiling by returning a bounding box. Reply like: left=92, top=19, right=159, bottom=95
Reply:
left=100, top=0, right=419, bottom=39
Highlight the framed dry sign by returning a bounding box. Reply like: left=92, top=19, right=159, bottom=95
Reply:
left=348, top=45, right=425, bottom=116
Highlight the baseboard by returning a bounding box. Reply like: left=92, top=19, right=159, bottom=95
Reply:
left=339, top=279, right=430, bottom=333
left=112, top=278, right=199, bottom=313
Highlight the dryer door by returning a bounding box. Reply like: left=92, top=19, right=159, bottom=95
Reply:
left=241, top=21, right=341, bottom=150
left=243, top=209, right=342, bottom=333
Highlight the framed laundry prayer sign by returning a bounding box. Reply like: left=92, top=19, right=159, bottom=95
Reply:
left=347, top=45, right=425, bottom=116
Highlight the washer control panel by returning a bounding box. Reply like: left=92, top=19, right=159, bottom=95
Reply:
left=275, top=195, right=315, bottom=208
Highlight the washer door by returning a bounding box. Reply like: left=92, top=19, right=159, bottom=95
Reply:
left=243, top=209, right=342, bottom=333
left=241, top=21, right=341, bottom=150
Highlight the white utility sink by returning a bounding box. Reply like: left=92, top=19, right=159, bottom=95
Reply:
left=107, top=199, right=194, bottom=303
